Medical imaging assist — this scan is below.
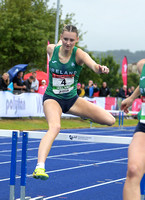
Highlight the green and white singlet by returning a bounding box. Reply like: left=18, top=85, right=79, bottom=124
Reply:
left=45, top=45, right=82, bottom=99
left=138, top=64, right=145, bottom=123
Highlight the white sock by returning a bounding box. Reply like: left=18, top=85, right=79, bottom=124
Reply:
left=36, top=162, right=45, bottom=169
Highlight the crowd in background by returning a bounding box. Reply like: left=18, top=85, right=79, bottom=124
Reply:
left=0, top=72, right=135, bottom=98
left=77, top=80, right=135, bottom=98
left=0, top=71, right=47, bottom=95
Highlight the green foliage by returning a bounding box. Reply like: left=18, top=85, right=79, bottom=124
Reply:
left=0, top=0, right=74, bottom=73
left=127, top=73, right=139, bottom=88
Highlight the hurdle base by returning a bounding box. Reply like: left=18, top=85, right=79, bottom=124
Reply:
left=9, top=185, right=15, bottom=200
left=141, top=195, right=145, bottom=200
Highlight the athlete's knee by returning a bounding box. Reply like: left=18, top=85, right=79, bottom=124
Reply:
left=49, top=123, right=61, bottom=134
left=108, top=116, right=116, bottom=126
left=127, top=163, right=142, bottom=181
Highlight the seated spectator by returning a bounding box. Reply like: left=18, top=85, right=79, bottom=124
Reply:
left=99, top=82, right=110, bottom=97
left=0, top=73, right=12, bottom=91
left=31, top=71, right=39, bottom=92
left=118, top=85, right=127, bottom=98
left=38, top=80, right=47, bottom=95
left=79, top=83, right=85, bottom=97
left=24, top=76, right=35, bottom=92
left=93, top=83, right=99, bottom=97
left=13, top=71, right=26, bottom=94
left=85, top=80, right=94, bottom=97
left=77, top=83, right=81, bottom=96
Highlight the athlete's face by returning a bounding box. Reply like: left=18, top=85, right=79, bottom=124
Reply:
left=61, top=31, right=79, bottom=51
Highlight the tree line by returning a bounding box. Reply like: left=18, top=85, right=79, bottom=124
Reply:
left=0, top=0, right=139, bottom=95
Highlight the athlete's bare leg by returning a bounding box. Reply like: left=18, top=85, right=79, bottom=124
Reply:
left=67, top=97, right=115, bottom=125
left=37, top=99, right=62, bottom=163
left=123, top=132, right=145, bottom=200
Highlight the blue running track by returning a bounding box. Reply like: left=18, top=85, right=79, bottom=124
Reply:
left=0, top=126, right=136, bottom=200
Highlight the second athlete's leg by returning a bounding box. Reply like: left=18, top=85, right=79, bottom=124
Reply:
left=123, top=132, right=145, bottom=200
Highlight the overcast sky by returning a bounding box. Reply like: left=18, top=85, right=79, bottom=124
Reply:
left=48, top=0, right=145, bottom=52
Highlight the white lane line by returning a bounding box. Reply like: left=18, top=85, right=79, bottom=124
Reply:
left=0, top=146, right=128, bottom=165
left=43, top=177, right=126, bottom=199
left=0, top=157, right=127, bottom=182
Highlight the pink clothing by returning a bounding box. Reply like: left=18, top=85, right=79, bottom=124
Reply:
left=38, top=85, right=47, bottom=95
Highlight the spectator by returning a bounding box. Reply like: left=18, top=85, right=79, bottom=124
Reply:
left=13, top=71, right=26, bottom=94
left=85, top=80, right=94, bottom=97
left=130, top=86, right=135, bottom=95
left=93, top=83, right=99, bottom=97
left=24, top=76, right=35, bottom=92
left=99, top=82, right=110, bottom=97
left=115, top=88, right=120, bottom=97
left=77, top=83, right=81, bottom=96
left=31, top=71, right=39, bottom=92
left=0, top=72, right=12, bottom=91
left=79, top=83, right=85, bottom=97
left=38, top=80, right=47, bottom=95
left=118, top=85, right=127, bottom=98
left=127, top=87, right=132, bottom=96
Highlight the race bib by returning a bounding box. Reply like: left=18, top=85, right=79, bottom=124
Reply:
left=52, top=73, right=74, bottom=94
left=140, top=98, right=145, bottom=123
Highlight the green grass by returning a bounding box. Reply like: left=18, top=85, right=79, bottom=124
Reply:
left=0, top=117, right=138, bottom=131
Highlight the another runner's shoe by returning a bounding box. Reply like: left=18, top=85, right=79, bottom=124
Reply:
left=33, top=168, right=49, bottom=180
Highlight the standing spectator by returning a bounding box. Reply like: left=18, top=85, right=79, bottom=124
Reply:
left=130, top=86, right=135, bottom=95
left=85, top=80, right=94, bottom=97
left=0, top=73, right=12, bottom=91
left=24, top=76, right=35, bottom=92
left=79, top=83, right=85, bottom=97
left=13, top=71, right=26, bottom=94
left=93, top=83, right=99, bottom=97
left=99, top=82, right=110, bottom=97
left=77, top=83, right=81, bottom=96
left=127, top=87, right=132, bottom=96
left=38, top=80, right=47, bottom=95
left=31, top=71, right=39, bottom=92
left=118, top=85, right=127, bottom=98
left=115, top=88, right=120, bottom=97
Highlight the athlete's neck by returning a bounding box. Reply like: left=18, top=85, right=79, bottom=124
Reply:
left=59, top=46, right=73, bottom=58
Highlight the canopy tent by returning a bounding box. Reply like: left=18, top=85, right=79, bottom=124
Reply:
left=24, top=70, right=48, bottom=86
left=8, top=64, right=28, bottom=82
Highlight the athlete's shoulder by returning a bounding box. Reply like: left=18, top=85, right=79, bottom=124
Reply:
left=137, top=59, right=145, bottom=74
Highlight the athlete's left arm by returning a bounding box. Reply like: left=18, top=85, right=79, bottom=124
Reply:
left=76, top=48, right=109, bottom=74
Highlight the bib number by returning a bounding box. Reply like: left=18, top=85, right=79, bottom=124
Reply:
left=52, top=74, right=74, bottom=94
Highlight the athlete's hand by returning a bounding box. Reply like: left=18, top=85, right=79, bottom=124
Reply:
left=121, top=97, right=133, bottom=113
left=98, top=65, right=109, bottom=74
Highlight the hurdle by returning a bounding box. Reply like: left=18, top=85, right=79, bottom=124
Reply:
left=19, top=130, right=145, bottom=200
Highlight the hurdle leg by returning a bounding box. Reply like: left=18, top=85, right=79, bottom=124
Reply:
left=121, top=111, right=124, bottom=128
left=119, top=111, right=121, bottom=128
left=20, top=132, right=29, bottom=200
left=9, top=131, right=18, bottom=200
left=141, top=174, right=145, bottom=200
